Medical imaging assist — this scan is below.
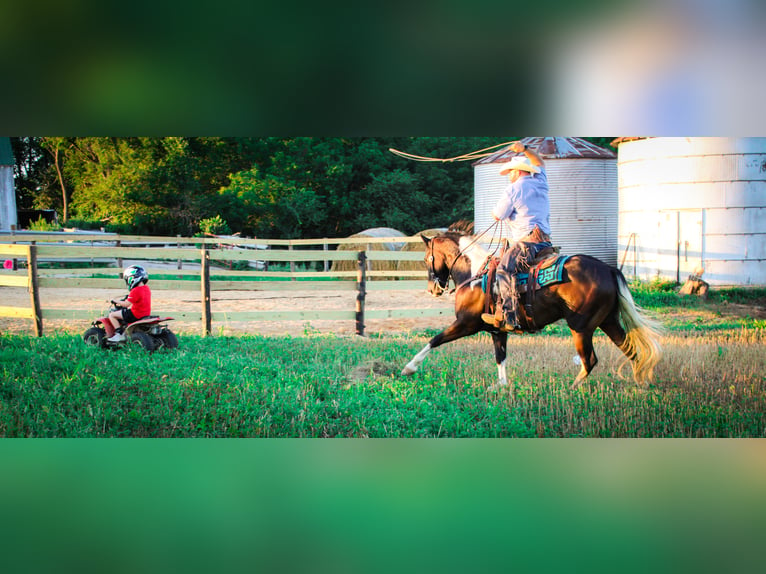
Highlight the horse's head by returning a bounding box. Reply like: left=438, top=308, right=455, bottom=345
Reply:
left=422, top=235, right=452, bottom=297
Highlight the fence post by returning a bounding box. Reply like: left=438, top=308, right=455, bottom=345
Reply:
left=201, top=244, right=211, bottom=336
left=355, top=250, right=366, bottom=336
left=116, top=239, right=122, bottom=269
left=289, top=243, right=295, bottom=279
left=177, top=235, right=183, bottom=269
left=27, top=243, right=43, bottom=337
left=323, top=241, right=329, bottom=272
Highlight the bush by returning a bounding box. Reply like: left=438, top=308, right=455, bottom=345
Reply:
left=28, top=216, right=61, bottom=231
left=199, top=215, right=231, bottom=236
left=64, top=218, right=105, bottom=231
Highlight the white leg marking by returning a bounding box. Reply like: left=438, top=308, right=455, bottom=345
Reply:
left=496, top=358, right=507, bottom=386
left=402, top=344, right=432, bottom=375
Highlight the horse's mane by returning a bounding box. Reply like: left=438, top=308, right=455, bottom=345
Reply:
left=447, top=220, right=474, bottom=234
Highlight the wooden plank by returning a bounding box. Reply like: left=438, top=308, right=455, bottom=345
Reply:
left=36, top=267, right=201, bottom=277
left=36, top=245, right=201, bottom=260
left=38, top=278, right=119, bottom=289
left=20, top=240, right=428, bottom=262
left=0, top=306, right=35, bottom=319
left=0, top=244, right=30, bottom=256
left=370, top=270, right=425, bottom=278
left=2, top=232, right=427, bottom=248
left=211, top=310, right=356, bottom=322
left=0, top=233, right=118, bottom=243
left=365, top=308, right=453, bottom=319
left=33, top=276, right=423, bottom=292
left=147, top=280, right=200, bottom=291
left=40, top=309, right=98, bottom=320
left=206, top=249, right=358, bottom=263
left=365, top=250, right=423, bottom=261
left=39, top=308, right=202, bottom=321
left=287, top=236, right=423, bottom=246
left=37, top=267, right=118, bottom=276
left=36, top=277, right=201, bottom=291
left=0, top=275, right=28, bottom=287
left=206, top=269, right=423, bottom=279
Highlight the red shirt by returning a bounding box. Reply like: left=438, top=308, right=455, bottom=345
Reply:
left=127, top=284, right=151, bottom=319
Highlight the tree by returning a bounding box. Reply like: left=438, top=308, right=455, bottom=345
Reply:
left=10, top=137, right=57, bottom=211
left=217, top=166, right=326, bottom=239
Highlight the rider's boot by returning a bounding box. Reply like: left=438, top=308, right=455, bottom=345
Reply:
left=498, top=275, right=522, bottom=332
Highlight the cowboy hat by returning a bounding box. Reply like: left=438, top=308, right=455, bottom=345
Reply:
left=499, top=156, right=541, bottom=175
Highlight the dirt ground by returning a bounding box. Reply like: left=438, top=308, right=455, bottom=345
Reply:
left=0, top=285, right=455, bottom=337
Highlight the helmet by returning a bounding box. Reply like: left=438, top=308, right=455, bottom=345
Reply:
left=123, top=265, right=148, bottom=290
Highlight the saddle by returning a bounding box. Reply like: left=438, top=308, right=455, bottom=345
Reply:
left=479, top=245, right=563, bottom=328
left=517, top=254, right=571, bottom=332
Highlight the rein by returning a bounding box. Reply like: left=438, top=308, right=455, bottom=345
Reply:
left=428, top=221, right=505, bottom=295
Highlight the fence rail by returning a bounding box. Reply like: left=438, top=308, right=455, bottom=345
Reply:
left=0, top=232, right=448, bottom=337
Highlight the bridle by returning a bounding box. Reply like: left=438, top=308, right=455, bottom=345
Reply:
left=425, top=222, right=504, bottom=291
left=425, top=241, right=451, bottom=296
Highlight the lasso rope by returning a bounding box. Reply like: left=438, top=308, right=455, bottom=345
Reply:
left=388, top=141, right=514, bottom=163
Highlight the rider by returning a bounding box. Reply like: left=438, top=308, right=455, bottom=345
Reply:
left=482, top=140, right=552, bottom=332
left=107, top=265, right=152, bottom=342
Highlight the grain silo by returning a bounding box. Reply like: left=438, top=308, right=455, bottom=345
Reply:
left=614, top=137, right=766, bottom=286
left=0, top=137, right=17, bottom=232
left=473, top=137, right=618, bottom=265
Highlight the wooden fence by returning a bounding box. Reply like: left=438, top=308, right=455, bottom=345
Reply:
left=0, top=232, right=452, bottom=337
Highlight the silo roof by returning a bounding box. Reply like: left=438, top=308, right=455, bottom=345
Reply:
left=474, top=137, right=616, bottom=165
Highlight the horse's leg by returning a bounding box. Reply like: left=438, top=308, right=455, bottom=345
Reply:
left=599, top=317, right=639, bottom=381
left=570, top=329, right=598, bottom=389
left=401, top=319, right=479, bottom=376
left=490, top=331, right=508, bottom=388
left=599, top=317, right=630, bottom=357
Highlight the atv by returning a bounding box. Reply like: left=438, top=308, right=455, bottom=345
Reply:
left=83, top=304, right=178, bottom=351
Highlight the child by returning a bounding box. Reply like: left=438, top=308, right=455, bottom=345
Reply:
left=107, top=265, right=152, bottom=342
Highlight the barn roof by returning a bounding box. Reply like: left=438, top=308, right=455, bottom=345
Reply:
left=473, top=137, right=616, bottom=165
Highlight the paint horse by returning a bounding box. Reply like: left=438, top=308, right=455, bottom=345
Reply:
left=401, top=231, right=663, bottom=389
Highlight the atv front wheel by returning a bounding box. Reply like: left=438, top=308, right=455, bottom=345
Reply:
left=83, top=327, right=107, bottom=348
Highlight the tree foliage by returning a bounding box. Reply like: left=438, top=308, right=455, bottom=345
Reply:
left=9, top=136, right=615, bottom=238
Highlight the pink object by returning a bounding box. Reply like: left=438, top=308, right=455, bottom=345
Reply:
left=3, top=259, right=13, bottom=270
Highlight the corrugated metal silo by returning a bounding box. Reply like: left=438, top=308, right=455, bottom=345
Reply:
left=614, top=137, right=766, bottom=286
left=473, top=137, right=618, bottom=265
left=0, top=137, right=18, bottom=231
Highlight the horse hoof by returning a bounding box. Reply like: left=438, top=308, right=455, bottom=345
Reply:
left=401, top=366, right=415, bottom=376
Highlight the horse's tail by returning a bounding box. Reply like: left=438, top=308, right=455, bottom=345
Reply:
left=613, top=270, right=664, bottom=384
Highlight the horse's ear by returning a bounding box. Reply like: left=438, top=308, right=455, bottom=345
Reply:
left=421, top=234, right=431, bottom=246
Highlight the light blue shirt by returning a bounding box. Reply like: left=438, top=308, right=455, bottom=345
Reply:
left=492, top=168, right=551, bottom=241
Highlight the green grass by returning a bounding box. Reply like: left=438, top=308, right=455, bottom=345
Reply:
left=2, top=282, right=764, bottom=437
left=1, top=315, right=764, bottom=437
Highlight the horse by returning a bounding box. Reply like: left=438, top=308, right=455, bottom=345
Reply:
left=401, top=231, right=663, bottom=389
